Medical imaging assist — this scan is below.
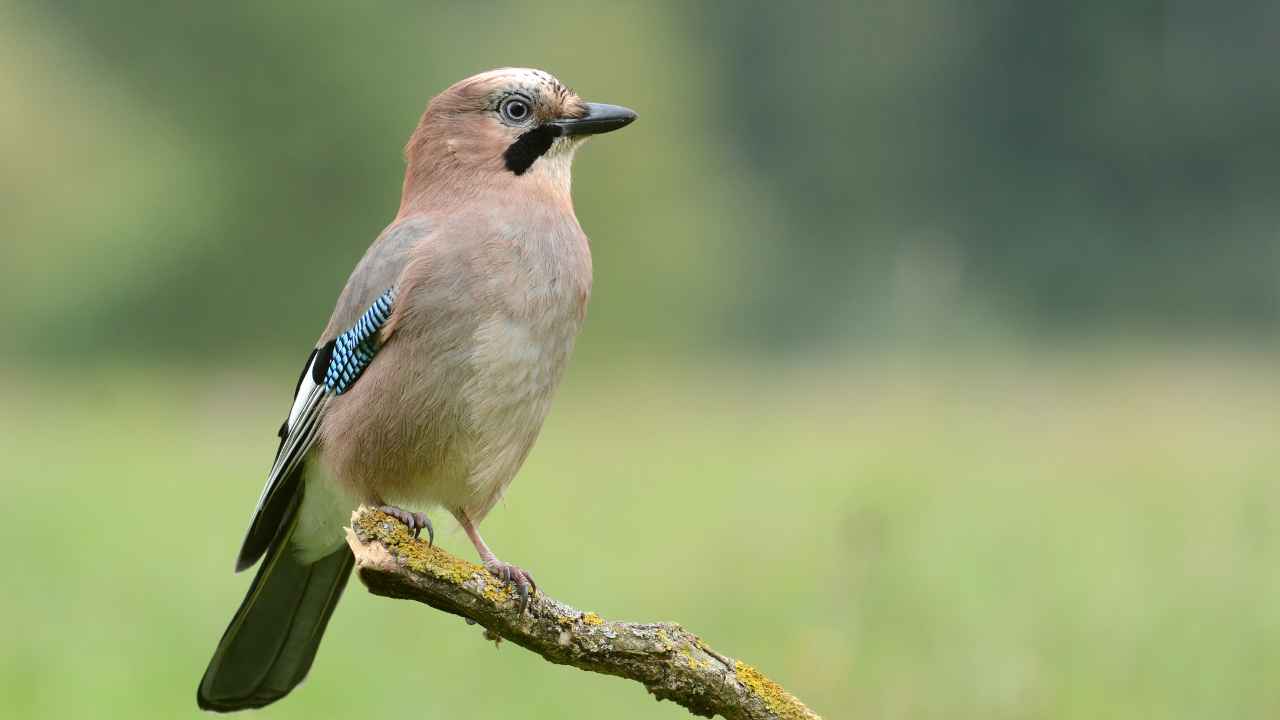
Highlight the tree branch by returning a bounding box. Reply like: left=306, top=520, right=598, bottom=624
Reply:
left=346, top=507, right=821, bottom=720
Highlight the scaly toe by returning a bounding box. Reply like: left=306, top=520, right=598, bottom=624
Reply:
left=413, top=512, right=435, bottom=546
left=486, top=562, right=537, bottom=614
left=380, top=505, right=432, bottom=544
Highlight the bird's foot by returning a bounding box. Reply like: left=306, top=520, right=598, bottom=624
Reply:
left=484, top=560, right=537, bottom=614
left=454, top=509, right=536, bottom=614
left=379, top=505, right=434, bottom=546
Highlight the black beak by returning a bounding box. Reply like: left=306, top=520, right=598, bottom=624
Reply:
left=549, top=102, right=637, bottom=137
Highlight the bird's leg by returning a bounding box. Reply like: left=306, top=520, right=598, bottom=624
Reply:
left=377, top=503, right=434, bottom=547
left=455, top=509, right=536, bottom=613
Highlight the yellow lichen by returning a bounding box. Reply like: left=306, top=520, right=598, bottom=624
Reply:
left=351, top=508, right=528, bottom=610
left=677, top=644, right=707, bottom=671
left=353, top=509, right=499, bottom=596
left=656, top=628, right=671, bottom=651
left=735, top=661, right=820, bottom=720
left=581, top=611, right=604, bottom=626
left=481, top=580, right=512, bottom=604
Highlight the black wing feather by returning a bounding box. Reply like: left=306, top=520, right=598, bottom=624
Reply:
left=236, top=353, right=329, bottom=572
left=234, top=290, right=394, bottom=573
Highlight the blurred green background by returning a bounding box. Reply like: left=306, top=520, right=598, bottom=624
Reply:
left=3, top=1, right=1279, bottom=718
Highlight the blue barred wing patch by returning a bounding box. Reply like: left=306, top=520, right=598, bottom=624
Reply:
left=323, top=287, right=396, bottom=394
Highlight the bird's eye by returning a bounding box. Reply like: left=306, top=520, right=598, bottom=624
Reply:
left=500, top=98, right=531, bottom=124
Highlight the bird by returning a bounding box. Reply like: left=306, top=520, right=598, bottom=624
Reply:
left=197, top=67, right=636, bottom=712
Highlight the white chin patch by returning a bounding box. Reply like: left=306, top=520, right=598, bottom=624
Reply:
left=537, top=137, right=580, bottom=186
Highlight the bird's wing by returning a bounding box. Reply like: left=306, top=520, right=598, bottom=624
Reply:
left=234, top=217, right=432, bottom=572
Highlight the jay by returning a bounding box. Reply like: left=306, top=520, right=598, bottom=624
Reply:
left=198, top=68, right=636, bottom=712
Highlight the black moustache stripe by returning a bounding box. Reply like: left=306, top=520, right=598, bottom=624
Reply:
left=503, top=125, right=560, bottom=176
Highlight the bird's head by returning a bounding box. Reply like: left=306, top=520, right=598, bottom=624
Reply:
left=401, top=68, right=635, bottom=210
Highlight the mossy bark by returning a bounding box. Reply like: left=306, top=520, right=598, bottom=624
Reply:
left=347, top=507, right=821, bottom=720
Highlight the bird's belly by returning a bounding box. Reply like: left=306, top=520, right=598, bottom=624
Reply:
left=443, top=311, right=578, bottom=517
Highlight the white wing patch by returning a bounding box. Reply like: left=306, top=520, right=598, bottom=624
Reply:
left=252, top=354, right=328, bottom=520
left=286, top=366, right=320, bottom=432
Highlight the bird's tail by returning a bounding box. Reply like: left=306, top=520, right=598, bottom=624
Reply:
left=197, top=493, right=354, bottom=712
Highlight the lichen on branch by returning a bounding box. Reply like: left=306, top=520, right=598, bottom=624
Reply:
left=345, top=507, right=821, bottom=720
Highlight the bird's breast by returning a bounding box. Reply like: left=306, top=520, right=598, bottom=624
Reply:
left=447, top=219, right=590, bottom=514
left=463, top=253, right=586, bottom=423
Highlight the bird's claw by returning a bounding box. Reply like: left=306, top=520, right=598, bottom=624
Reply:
left=486, top=561, right=537, bottom=614
left=379, top=505, right=434, bottom=546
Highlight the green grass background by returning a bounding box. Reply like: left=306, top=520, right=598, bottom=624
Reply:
left=3, top=351, right=1278, bottom=719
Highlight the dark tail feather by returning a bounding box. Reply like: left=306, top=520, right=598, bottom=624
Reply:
left=198, top=521, right=354, bottom=712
